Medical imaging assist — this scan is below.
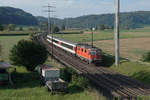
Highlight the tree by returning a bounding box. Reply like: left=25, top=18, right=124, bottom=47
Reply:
left=61, top=24, right=66, bottom=30
left=0, top=42, right=2, bottom=60
left=19, top=27, right=23, bottom=31
left=8, top=24, right=16, bottom=31
left=28, top=27, right=33, bottom=31
left=99, top=24, right=105, bottom=31
left=9, top=40, right=48, bottom=71
left=53, top=26, right=60, bottom=33
left=0, top=24, right=4, bottom=31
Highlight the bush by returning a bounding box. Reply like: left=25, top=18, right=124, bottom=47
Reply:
left=80, top=31, right=84, bottom=34
left=7, top=24, right=16, bottom=31
left=0, top=24, right=4, bottom=31
left=99, top=24, right=105, bottom=31
left=9, top=40, right=48, bottom=71
left=60, top=67, right=89, bottom=89
left=53, top=26, right=60, bottom=33
left=71, top=74, right=89, bottom=88
left=141, top=52, right=150, bottom=62
left=60, top=67, right=76, bottom=82
left=19, top=27, right=23, bottom=31
left=0, top=43, right=2, bottom=60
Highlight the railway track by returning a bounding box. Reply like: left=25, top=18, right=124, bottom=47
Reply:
left=35, top=35, right=150, bottom=99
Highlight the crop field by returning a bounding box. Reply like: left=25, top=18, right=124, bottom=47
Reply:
left=93, top=37, right=150, bottom=61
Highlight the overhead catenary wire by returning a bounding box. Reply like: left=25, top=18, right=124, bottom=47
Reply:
left=43, top=3, right=56, bottom=58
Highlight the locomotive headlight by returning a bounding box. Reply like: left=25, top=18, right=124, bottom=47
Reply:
left=92, top=28, right=95, bottom=31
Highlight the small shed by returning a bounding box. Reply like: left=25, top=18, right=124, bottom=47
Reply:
left=0, top=62, right=12, bottom=85
left=38, top=64, right=60, bottom=82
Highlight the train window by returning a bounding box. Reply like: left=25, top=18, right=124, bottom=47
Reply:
left=53, top=40, right=58, bottom=44
left=78, top=47, right=80, bottom=51
left=90, top=51, right=96, bottom=55
left=61, top=42, right=73, bottom=50
left=82, top=48, right=83, bottom=52
left=97, top=50, right=101, bottom=55
left=85, top=50, right=87, bottom=53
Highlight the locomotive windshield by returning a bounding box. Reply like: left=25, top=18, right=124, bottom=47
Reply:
left=97, top=49, right=101, bottom=55
left=90, top=51, right=96, bottom=55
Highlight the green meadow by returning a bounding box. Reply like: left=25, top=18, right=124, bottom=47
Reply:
left=1, top=26, right=150, bottom=100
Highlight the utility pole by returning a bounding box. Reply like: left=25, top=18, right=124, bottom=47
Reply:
left=115, top=0, right=120, bottom=66
left=43, top=4, right=55, bottom=58
left=65, top=18, right=68, bottom=30
left=91, top=28, right=95, bottom=48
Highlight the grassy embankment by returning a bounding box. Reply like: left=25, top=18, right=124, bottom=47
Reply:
left=0, top=35, right=106, bottom=100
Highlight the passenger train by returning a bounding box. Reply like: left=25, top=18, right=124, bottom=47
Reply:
left=46, top=35, right=102, bottom=64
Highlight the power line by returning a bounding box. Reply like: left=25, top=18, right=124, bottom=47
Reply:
left=115, top=0, right=120, bottom=66
left=43, top=4, right=56, bottom=58
left=43, top=4, right=55, bottom=35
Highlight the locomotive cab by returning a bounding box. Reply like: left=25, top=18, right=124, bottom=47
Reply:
left=89, top=48, right=102, bottom=63
left=76, top=43, right=102, bottom=64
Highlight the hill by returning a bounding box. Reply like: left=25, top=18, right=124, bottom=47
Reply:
left=38, top=11, right=150, bottom=29
left=1, top=6, right=150, bottom=29
left=0, top=7, right=38, bottom=26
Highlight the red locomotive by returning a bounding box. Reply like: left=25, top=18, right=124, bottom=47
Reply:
left=47, top=35, right=102, bottom=63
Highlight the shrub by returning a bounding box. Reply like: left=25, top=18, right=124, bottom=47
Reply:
left=9, top=40, right=48, bottom=71
left=60, top=67, right=89, bottom=92
left=0, top=42, right=2, bottom=60
left=80, top=31, right=84, bottom=34
left=0, top=24, right=4, bottom=31
left=71, top=74, right=89, bottom=88
left=19, top=27, right=23, bottom=31
left=53, top=26, right=60, bottom=33
left=7, top=24, right=16, bottom=31
left=141, top=52, right=150, bottom=62
left=60, top=67, right=76, bottom=82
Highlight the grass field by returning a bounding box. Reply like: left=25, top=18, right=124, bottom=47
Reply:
left=93, top=37, right=150, bottom=61
left=54, top=27, right=150, bottom=61
left=0, top=35, right=106, bottom=100
left=0, top=36, right=29, bottom=60
left=54, top=27, right=150, bottom=84
left=55, top=27, right=150, bottom=42
left=110, top=61, right=150, bottom=85
left=1, top=27, right=150, bottom=100
left=0, top=31, right=34, bottom=35
left=0, top=66, right=106, bottom=100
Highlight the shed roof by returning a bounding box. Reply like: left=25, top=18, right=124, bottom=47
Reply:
left=41, top=64, right=59, bottom=71
left=0, top=62, right=12, bottom=69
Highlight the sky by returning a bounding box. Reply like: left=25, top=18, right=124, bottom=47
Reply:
left=0, top=0, right=150, bottom=18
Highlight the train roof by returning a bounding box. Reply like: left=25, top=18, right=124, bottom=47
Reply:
left=77, top=43, right=100, bottom=50
left=47, top=35, right=77, bottom=46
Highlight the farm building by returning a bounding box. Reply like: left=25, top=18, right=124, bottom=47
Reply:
left=0, top=62, right=12, bottom=85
